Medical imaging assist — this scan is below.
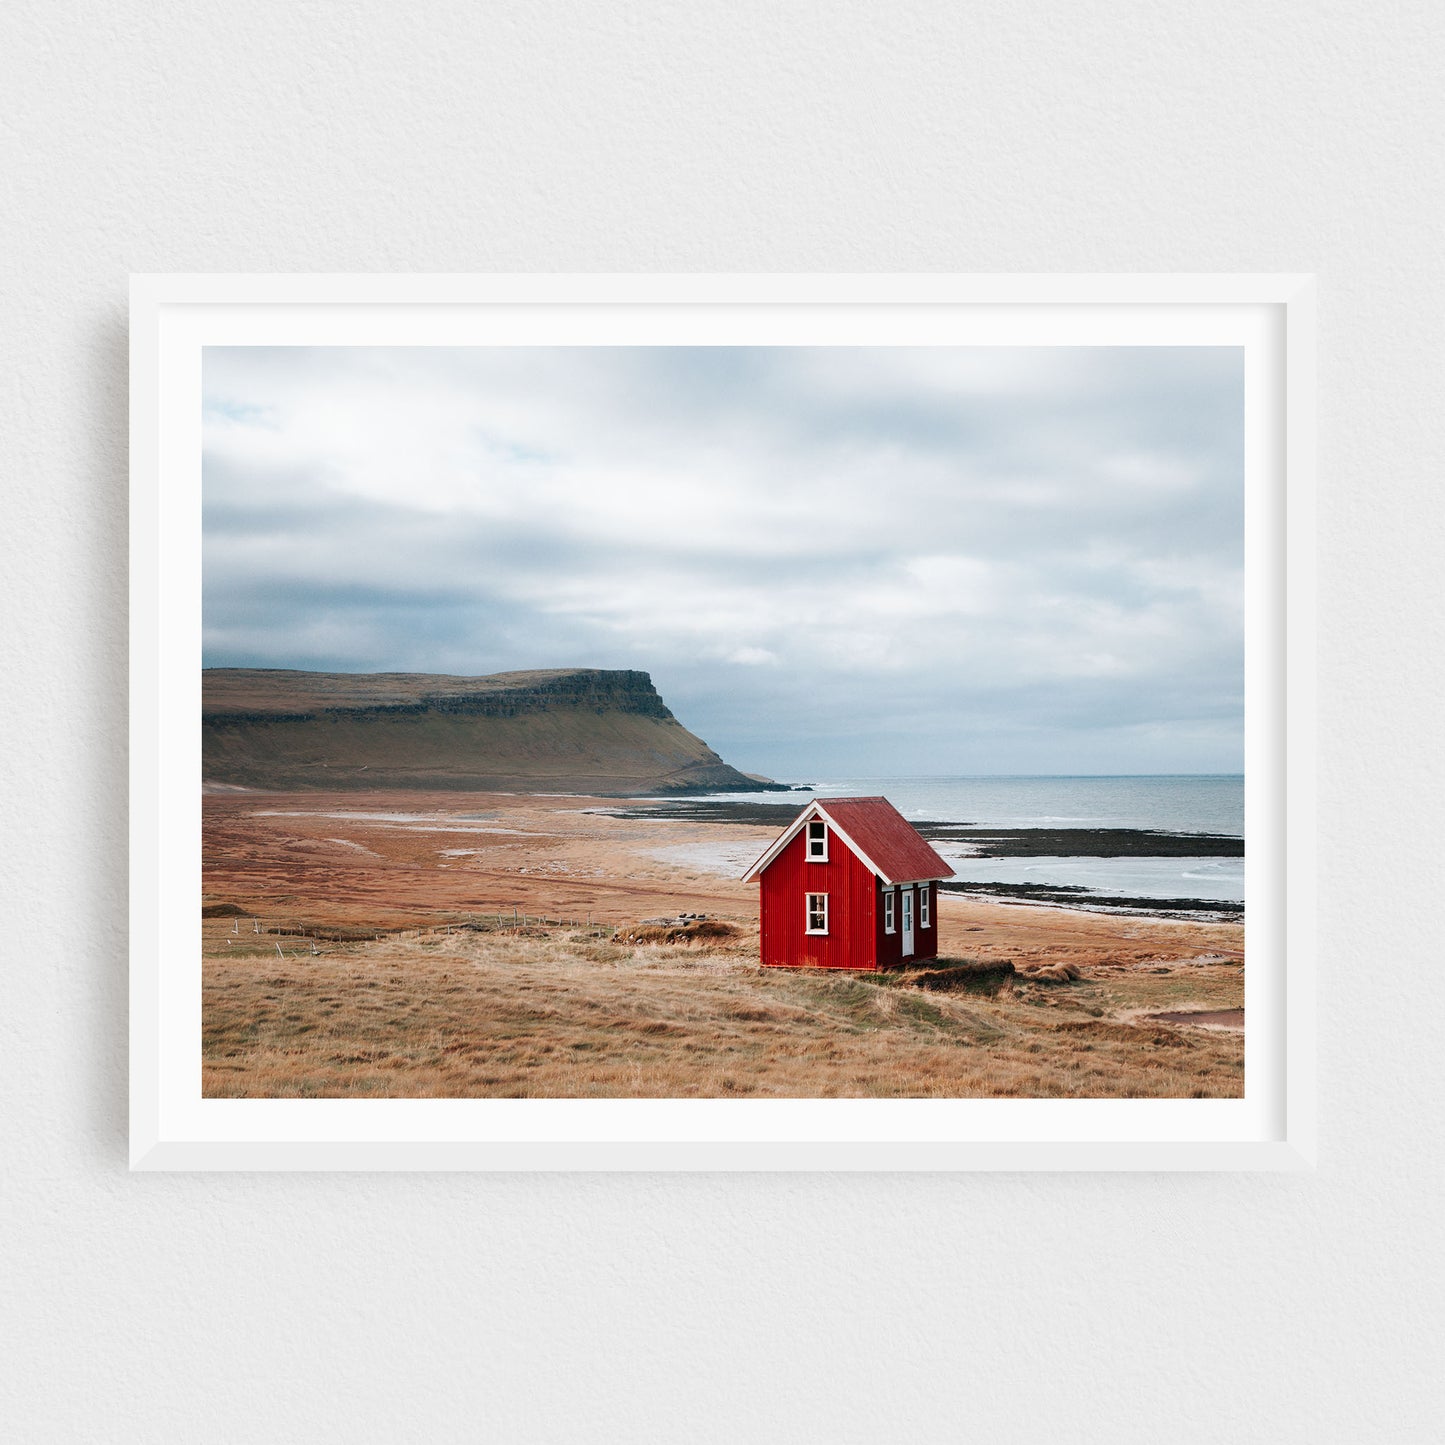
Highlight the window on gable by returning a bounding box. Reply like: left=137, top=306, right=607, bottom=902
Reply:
left=883, top=888, right=896, bottom=933
left=806, top=820, right=828, bottom=860
left=806, top=893, right=829, bottom=934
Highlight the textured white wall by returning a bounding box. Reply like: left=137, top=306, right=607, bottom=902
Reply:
left=3, top=1, right=1441, bottom=1439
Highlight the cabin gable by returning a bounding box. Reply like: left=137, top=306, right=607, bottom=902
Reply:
left=758, top=822, right=878, bottom=969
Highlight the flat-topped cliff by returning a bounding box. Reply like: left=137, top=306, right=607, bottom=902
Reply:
left=202, top=667, right=776, bottom=794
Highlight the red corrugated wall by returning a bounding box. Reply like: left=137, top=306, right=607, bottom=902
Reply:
left=914, top=882, right=939, bottom=962
left=759, top=826, right=879, bottom=969
left=872, top=882, right=939, bottom=967
left=875, top=885, right=903, bottom=968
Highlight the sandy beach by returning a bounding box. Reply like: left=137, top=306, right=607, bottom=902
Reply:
left=202, top=789, right=1245, bottom=1098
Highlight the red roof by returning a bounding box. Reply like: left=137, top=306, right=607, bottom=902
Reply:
left=742, top=795, right=955, bottom=885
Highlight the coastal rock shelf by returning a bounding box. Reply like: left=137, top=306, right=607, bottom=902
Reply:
left=937, top=880, right=1243, bottom=919
left=607, top=800, right=1243, bottom=857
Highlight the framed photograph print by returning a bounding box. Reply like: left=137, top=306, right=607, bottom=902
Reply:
left=130, top=274, right=1315, bottom=1170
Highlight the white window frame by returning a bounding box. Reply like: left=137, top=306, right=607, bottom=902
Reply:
left=805, top=819, right=828, bottom=861
left=918, top=884, right=931, bottom=929
left=805, top=892, right=829, bottom=935
left=883, top=887, right=896, bottom=933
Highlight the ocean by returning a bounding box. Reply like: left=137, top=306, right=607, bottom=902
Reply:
left=672, top=775, right=1245, bottom=905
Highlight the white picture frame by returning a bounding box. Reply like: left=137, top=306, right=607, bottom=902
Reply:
left=130, top=273, right=1315, bottom=1171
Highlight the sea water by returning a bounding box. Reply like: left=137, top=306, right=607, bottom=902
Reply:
left=671, top=775, right=1245, bottom=904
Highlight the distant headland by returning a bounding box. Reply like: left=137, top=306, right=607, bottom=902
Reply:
left=202, top=667, right=784, bottom=795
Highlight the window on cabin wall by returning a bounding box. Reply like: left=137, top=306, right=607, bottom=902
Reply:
left=806, top=893, right=829, bottom=934
left=883, top=887, right=896, bottom=933
left=919, top=885, right=931, bottom=928
left=806, top=821, right=828, bottom=861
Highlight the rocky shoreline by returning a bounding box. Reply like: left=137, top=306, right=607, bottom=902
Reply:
left=937, top=880, right=1243, bottom=920
left=605, top=798, right=1244, bottom=919
left=604, top=799, right=1242, bottom=857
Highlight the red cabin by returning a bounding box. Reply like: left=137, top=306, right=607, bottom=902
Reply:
left=741, top=796, right=955, bottom=970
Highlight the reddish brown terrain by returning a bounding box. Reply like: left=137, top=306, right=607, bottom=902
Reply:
left=202, top=789, right=1245, bottom=1099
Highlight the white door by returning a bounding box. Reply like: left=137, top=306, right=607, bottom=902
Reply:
left=901, top=887, right=914, bottom=958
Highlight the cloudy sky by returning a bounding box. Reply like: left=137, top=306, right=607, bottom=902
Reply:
left=202, top=345, right=1243, bottom=778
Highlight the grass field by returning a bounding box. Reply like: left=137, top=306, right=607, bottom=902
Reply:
left=202, top=914, right=1244, bottom=1099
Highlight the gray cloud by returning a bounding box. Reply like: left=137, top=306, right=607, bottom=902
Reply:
left=202, top=344, right=1243, bottom=776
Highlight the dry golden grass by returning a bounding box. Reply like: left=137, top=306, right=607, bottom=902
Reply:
left=201, top=789, right=1245, bottom=1099
left=202, top=917, right=1243, bottom=1099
